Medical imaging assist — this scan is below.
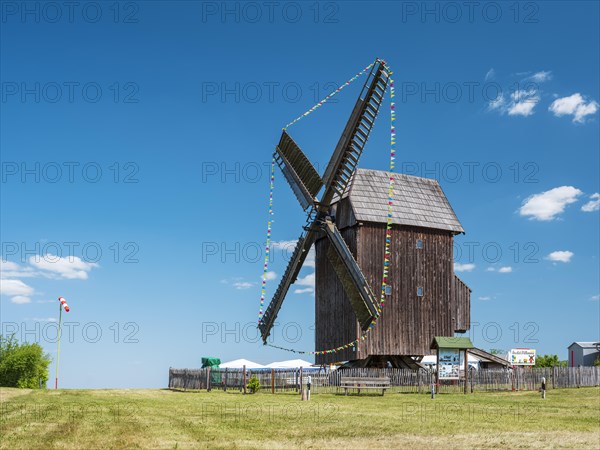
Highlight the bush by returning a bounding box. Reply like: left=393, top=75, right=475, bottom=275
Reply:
left=247, top=375, right=260, bottom=394
left=0, top=335, right=51, bottom=388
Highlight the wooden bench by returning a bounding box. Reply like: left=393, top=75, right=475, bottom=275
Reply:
left=340, top=377, right=391, bottom=396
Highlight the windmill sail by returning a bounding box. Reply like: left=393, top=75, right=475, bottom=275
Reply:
left=260, top=58, right=389, bottom=345
left=323, top=219, right=379, bottom=330
left=275, top=131, right=322, bottom=210
left=320, top=61, right=389, bottom=208
left=259, top=229, right=316, bottom=341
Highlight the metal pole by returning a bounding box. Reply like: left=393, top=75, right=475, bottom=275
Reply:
left=55, top=304, right=63, bottom=389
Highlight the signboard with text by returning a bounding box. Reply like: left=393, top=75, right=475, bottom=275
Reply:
left=438, top=348, right=460, bottom=379
left=509, top=348, right=536, bottom=366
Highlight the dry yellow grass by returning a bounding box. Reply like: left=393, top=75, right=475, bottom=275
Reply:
left=1, top=387, right=599, bottom=448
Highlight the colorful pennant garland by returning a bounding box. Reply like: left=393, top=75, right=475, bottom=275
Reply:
left=283, top=62, right=375, bottom=130
left=258, top=158, right=276, bottom=323
left=259, top=59, right=396, bottom=356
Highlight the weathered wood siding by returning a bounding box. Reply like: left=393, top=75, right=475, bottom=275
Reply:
left=452, top=275, right=471, bottom=333
left=315, top=226, right=359, bottom=363
left=315, top=215, right=470, bottom=365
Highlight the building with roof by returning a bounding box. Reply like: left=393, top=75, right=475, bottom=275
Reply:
left=567, top=342, right=600, bottom=367
left=315, top=169, right=471, bottom=367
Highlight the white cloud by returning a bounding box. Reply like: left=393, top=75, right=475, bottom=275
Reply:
left=0, top=261, right=39, bottom=278
left=294, top=288, right=314, bottom=295
left=498, top=266, right=513, bottom=273
left=581, top=193, right=600, bottom=212
left=488, top=89, right=540, bottom=117
left=295, top=272, right=315, bottom=287
left=591, top=295, right=599, bottom=301
left=28, top=254, right=99, bottom=280
left=11, top=295, right=31, bottom=304
left=507, top=89, right=540, bottom=117
left=487, top=95, right=506, bottom=112
left=519, top=186, right=583, bottom=221
left=271, top=240, right=298, bottom=252
left=31, top=317, right=57, bottom=322
left=549, top=93, right=599, bottom=123
left=485, top=68, right=495, bottom=81
left=0, top=279, right=35, bottom=296
left=478, top=296, right=491, bottom=301
left=486, top=267, right=496, bottom=272
left=526, top=71, right=552, bottom=83
left=233, top=281, right=254, bottom=290
left=271, top=241, right=315, bottom=268
left=265, top=271, right=277, bottom=281
left=546, top=250, right=574, bottom=263
left=454, top=263, right=475, bottom=273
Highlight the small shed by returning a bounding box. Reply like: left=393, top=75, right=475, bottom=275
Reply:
left=567, top=342, right=600, bottom=367
left=431, top=336, right=474, bottom=394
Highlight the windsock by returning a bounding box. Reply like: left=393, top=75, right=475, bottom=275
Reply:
left=58, top=297, right=70, bottom=312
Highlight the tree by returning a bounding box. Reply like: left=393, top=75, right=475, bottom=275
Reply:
left=534, top=354, right=567, bottom=368
left=0, top=335, right=51, bottom=388
left=489, top=348, right=506, bottom=355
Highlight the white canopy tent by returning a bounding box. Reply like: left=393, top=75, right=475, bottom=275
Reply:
left=265, top=359, right=314, bottom=369
left=219, top=358, right=266, bottom=369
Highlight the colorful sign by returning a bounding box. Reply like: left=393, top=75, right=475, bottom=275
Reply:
left=438, top=348, right=460, bottom=379
left=509, top=348, right=536, bottom=366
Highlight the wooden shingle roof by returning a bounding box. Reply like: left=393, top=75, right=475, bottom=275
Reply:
left=338, top=169, right=464, bottom=234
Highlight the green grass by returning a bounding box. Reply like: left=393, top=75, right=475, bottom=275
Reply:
left=1, top=387, right=599, bottom=448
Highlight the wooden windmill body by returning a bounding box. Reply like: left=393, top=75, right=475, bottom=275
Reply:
left=314, top=169, right=471, bottom=367
left=258, top=59, right=471, bottom=367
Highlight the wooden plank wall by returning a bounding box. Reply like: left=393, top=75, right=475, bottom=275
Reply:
left=452, top=275, right=471, bottom=333
left=315, top=220, right=466, bottom=364
left=315, top=226, right=360, bottom=364
left=356, top=223, right=455, bottom=358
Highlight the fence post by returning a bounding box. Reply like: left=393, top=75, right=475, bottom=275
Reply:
left=271, top=368, right=275, bottom=394
left=243, top=365, right=247, bottom=394
left=224, top=368, right=228, bottom=392
left=207, top=368, right=211, bottom=392
left=300, top=367, right=303, bottom=397
left=541, top=376, right=546, bottom=399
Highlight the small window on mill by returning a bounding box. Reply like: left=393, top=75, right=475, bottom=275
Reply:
left=416, top=239, right=423, bottom=249
left=417, top=287, right=424, bottom=297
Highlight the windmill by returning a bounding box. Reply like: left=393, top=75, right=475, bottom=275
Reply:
left=259, top=59, right=471, bottom=368
left=258, top=59, right=390, bottom=343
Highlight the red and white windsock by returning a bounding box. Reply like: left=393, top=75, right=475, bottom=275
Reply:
left=58, top=297, right=70, bottom=312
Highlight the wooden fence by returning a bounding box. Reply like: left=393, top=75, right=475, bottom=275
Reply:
left=168, top=366, right=600, bottom=394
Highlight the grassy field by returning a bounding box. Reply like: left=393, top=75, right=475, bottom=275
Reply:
left=1, top=387, right=599, bottom=449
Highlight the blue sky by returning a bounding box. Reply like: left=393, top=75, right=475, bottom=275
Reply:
left=1, top=1, right=598, bottom=388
